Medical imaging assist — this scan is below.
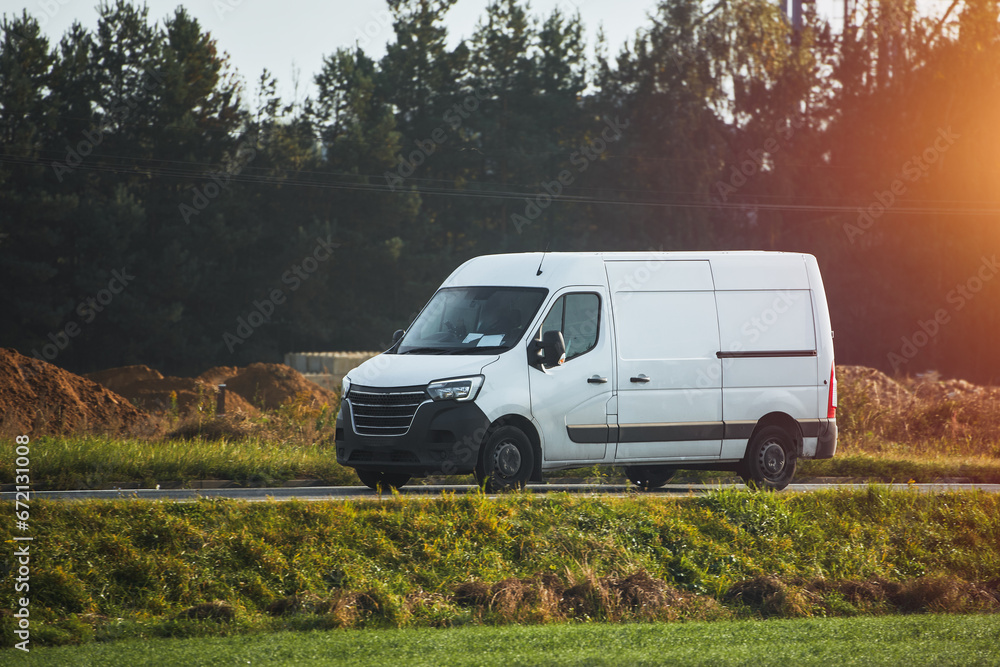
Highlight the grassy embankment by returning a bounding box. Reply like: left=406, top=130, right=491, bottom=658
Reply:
left=1, top=488, right=999, bottom=648
left=3, top=367, right=999, bottom=488
left=9, top=614, right=1000, bottom=666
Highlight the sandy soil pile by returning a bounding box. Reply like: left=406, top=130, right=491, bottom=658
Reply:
left=838, top=365, right=999, bottom=407
left=221, top=362, right=338, bottom=410
left=837, top=365, right=918, bottom=411
left=903, top=371, right=1000, bottom=402
left=85, top=365, right=258, bottom=415
left=196, top=366, right=241, bottom=387
left=0, top=348, right=150, bottom=435
left=86, top=362, right=336, bottom=414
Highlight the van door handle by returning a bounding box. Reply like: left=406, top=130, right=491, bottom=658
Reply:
left=587, top=375, right=608, bottom=384
left=630, top=374, right=651, bottom=383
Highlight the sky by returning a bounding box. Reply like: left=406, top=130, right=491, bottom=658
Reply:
left=9, top=0, right=957, bottom=104
left=15, top=0, right=666, bottom=104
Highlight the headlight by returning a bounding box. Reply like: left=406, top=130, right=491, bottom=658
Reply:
left=427, top=375, right=484, bottom=402
left=341, top=375, right=351, bottom=396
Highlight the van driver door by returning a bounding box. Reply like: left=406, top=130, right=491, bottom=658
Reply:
left=527, top=288, right=616, bottom=463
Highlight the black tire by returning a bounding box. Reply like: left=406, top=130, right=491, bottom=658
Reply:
left=356, top=470, right=411, bottom=492
left=739, top=425, right=797, bottom=490
left=625, top=465, right=677, bottom=490
left=476, top=425, right=534, bottom=492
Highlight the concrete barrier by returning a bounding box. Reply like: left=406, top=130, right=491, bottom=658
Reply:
left=284, top=351, right=381, bottom=392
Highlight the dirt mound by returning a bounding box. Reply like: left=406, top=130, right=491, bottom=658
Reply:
left=86, top=365, right=164, bottom=395
left=197, top=366, right=241, bottom=386
left=87, top=361, right=336, bottom=415
left=223, top=362, right=338, bottom=410
left=837, top=365, right=916, bottom=411
left=903, top=370, right=1000, bottom=402
left=839, top=365, right=999, bottom=407
left=86, top=366, right=258, bottom=416
left=0, top=348, right=151, bottom=435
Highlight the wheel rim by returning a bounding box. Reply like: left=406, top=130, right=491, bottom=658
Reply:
left=493, top=440, right=522, bottom=478
left=758, top=439, right=786, bottom=478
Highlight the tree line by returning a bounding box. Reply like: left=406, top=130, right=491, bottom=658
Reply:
left=1, top=0, right=998, bottom=382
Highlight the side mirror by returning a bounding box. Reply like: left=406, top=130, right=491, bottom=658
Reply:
left=391, top=329, right=405, bottom=345
left=543, top=330, right=567, bottom=367
left=530, top=330, right=566, bottom=368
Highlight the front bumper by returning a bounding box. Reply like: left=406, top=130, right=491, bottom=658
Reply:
left=335, top=395, right=491, bottom=476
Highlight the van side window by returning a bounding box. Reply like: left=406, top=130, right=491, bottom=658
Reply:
left=540, top=293, right=600, bottom=361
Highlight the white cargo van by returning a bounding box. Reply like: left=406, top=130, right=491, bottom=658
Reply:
left=335, top=252, right=837, bottom=491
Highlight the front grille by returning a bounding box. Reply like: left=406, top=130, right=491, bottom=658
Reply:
left=348, top=449, right=420, bottom=463
left=390, top=450, right=419, bottom=463
left=348, top=387, right=426, bottom=436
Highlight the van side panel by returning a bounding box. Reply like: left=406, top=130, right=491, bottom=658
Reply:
left=710, top=256, right=811, bottom=290
left=716, top=289, right=820, bottom=388
left=607, top=260, right=723, bottom=461
left=605, top=259, right=714, bottom=293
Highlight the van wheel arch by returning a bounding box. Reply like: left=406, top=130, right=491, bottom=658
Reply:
left=739, top=413, right=801, bottom=490
left=747, top=412, right=803, bottom=457
left=479, top=415, right=543, bottom=483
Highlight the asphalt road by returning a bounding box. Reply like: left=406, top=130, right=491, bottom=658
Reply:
left=5, top=482, right=1000, bottom=502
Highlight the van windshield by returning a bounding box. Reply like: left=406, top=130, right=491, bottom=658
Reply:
left=396, top=287, right=548, bottom=355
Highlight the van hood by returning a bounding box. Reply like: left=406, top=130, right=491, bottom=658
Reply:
left=346, top=353, right=500, bottom=389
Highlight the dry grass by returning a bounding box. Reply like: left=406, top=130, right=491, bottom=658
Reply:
left=452, top=569, right=728, bottom=624
left=837, top=366, right=1000, bottom=459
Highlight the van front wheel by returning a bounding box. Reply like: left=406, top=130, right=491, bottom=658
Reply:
left=625, top=465, right=677, bottom=490
left=476, top=425, right=534, bottom=492
left=739, top=426, right=796, bottom=490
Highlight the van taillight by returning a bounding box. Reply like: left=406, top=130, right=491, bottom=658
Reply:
left=827, top=362, right=837, bottom=419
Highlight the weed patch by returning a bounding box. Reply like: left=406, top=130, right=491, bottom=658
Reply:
left=2, top=489, right=999, bottom=648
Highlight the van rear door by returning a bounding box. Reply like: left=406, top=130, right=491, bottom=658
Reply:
left=713, top=256, right=820, bottom=449
left=606, top=260, right=723, bottom=461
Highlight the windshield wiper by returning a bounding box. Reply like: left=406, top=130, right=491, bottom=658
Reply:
left=398, top=347, right=453, bottom=355
left=449, top=346, right=509, bottom=355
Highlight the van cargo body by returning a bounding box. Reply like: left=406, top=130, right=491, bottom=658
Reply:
left=335, top=252, right=837, bottom=491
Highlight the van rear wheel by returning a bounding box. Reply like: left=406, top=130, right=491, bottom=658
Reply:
left=625, top=465, right=677, bottom=490
left=476, top=425, right=533, bottom=492
left=356, top=470, right=411, bottom=492
left=739, top=426, right=796, bottom=490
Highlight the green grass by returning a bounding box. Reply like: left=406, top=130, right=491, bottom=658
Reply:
left=2, top=489, right=999, bottom=648
left=6, top=614, right=1000, bottom=666
left=0, top=434, right=357, bottom=489
left=799, top=454, right=1000, bottom=483
left=3, top=366, right=999, bottom=490
left=6, top=435, right=1000, bottom=491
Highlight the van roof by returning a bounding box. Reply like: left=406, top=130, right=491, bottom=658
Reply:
left=443, top=251, right=816, bottom=292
